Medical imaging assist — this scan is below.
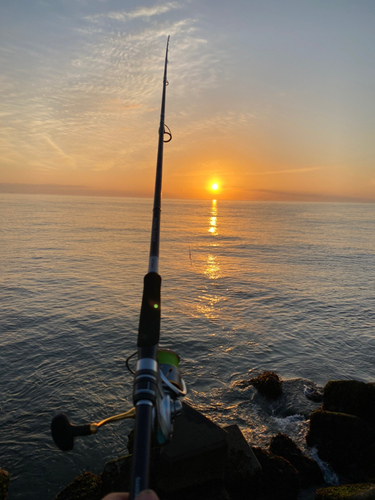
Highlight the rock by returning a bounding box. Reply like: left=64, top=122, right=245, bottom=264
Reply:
left=315, top=483, right=375, bottom=499
left=269, top=433, right=323, bottom=487
left=250, top=371, right=283, bottom=399
left=100, top=455, right=132, bottom=497
left=306, top=410, right=375, bottom=481
left=156, top=407, right=263, bottom=500
left=304, top=386, right=323, bottom=403
left=100, top=403, right=263, bottom=500
left=307, top=381, right=375, bottom=483
left=54, top=472, right=101, bottom=500
left=323, top=381, right=375, bottom=425
left=252, top=446, right=299, bottom=500
left=0, top=469, right=10, bottom=500
left=156, top=402, right=229, bottom=496
left=223, top=424, right=262, bottom=499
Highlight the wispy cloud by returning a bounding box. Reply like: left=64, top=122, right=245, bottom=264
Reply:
left=247, top=167, right=322, bottom=176
left=0, top=11, right=210, bottom=174
left=44, top=135, right=77, bottom=168
left=0, top=0, right=232, bottom=181
left=86, top=2, right=182, bottom=23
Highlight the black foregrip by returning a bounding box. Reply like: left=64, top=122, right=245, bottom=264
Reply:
left=138, top=272, right=161, bottom=347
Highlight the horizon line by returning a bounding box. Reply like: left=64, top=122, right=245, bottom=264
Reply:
left=0, top=183, right=374, bottom=204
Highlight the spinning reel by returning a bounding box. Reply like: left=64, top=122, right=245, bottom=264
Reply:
left=51, top=349, right=186, bottom=451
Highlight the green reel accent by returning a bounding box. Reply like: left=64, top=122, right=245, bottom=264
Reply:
left=157, top=349, right=183, bottom=392
left=157, top=350, right=180, bottom=367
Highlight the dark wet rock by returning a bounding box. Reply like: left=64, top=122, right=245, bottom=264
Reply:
left=236, top=377, right=320, bottom=419
left=315, top=483, right=375, bottom=499
left=250, top=371, right=283, bottom=399
left=252, top=446, right=299, bottom=500
left=269, top=433, right=323, bottom=487
left=0, top=469, right=10, bottom=500
left=100, top=403, right=262, bottom=500
left=156, top=410, right=262, bottom=500
left=306, top=410, right=375, bottom=481
left=54, top=472, right=101, bottom=500
left=323, top=380, right=375, bottom=425
left=156, top=402, right=229, bottom=496
left=305, top=386, right=323, bottom=403
left=100, top=454, right=132, bottom=496
left=307, top=380, right=375, bottom=484
left=223, top=424, right=262, bottom=499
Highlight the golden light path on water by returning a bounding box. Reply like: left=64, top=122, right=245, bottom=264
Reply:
left=206, top=199, right=220, bottom=280
left=208, top=198, right=218, bottom=236
left=196, top=199, right=223, bottom=321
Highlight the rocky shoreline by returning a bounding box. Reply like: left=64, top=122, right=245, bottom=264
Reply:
left=2, top=375, right=374, bottom=500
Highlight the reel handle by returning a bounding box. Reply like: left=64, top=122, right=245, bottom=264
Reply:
left=51, top=413, right=92, bottom=451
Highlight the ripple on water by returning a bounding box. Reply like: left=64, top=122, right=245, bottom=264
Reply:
left=1, top=196, right=374, bottom=499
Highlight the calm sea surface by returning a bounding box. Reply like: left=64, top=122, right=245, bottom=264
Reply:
left=1, top=194, right=374, bottom=499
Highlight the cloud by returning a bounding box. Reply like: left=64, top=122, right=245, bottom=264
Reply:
left=74, top=27, right=104, bottom=35
left=0, top=2, right=228, bottom=182
left=44, top=135, right=76, bottom=167
left=86, top=2, right=182, bottom=23
left=247, top=167, right=322, bottom=176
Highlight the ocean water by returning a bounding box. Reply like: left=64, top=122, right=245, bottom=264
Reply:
left=1, top=194, right=374, bottom=499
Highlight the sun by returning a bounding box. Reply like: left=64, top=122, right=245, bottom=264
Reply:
left=211, top=183, right=219, bottom=191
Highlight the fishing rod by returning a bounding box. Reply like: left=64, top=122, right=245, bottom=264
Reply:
left=51, top=36, right=187, bottom=499
left=130, top=34, right=186, bottom=499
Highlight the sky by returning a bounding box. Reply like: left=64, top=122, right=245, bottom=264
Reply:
left=1, top=0, right=375, bottom=201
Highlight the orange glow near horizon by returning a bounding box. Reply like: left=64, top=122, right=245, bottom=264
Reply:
left=1, top=3, right=375, bottom=205
left=206, top=180, right=221, bottom=197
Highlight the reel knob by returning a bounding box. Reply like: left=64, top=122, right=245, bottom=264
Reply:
left=51, top=413, right=92, bottom=451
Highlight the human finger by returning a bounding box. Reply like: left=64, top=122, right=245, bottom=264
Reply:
left=101, top=493, right=129, bottom=500
left=135, top=490, right=160, bottom=500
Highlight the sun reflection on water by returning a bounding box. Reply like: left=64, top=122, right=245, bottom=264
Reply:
left=204, top=254, right=221, bottom=280
left=205, top=200, right=221, bottom=280
left=208, top=199, right=218, bottom=236
left=196, top=292, right=221, bottom=319
left=196, top=199, right=223, bottom=319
